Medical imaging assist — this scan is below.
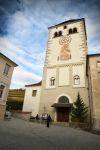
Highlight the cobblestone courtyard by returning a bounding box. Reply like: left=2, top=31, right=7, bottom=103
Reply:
left=0, top=118, right=100, bottom=150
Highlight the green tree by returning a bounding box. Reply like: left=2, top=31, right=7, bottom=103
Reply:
left=71, top=92, right=88, bottom=122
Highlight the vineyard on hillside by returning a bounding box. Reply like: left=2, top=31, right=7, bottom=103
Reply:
left=7, top=89, right=25, bottom=110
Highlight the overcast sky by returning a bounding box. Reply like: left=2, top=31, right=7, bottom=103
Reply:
left=0, top=0, right=100, bottom=89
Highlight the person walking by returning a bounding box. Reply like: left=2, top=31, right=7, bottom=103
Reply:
left=46, top=115, right=52, bottom=128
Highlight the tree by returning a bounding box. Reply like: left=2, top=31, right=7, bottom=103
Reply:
left=71, top=92, right=88, bottom=123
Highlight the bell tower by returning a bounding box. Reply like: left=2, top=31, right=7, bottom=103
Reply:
left=45, top=18, right=87, bottom=66
left=39, top=18, right=89, bottom=122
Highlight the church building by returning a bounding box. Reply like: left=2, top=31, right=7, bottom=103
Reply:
left=22, top=18, right=100, bottom=131
left=39, top=18, right=89, bottom=122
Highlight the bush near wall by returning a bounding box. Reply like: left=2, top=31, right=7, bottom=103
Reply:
left=6, top=99, right=23, bottom=110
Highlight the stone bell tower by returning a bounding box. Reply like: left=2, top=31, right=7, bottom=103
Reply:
left=39, top=18, right=89, bottom=122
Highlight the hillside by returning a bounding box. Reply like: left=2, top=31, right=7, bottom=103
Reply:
left=7, top=89, right=25, bottom=102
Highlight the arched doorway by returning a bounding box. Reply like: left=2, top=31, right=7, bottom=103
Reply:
left=57, top=96, right=70, bottom=122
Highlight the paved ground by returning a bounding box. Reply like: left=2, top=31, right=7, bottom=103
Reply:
left=0, top=118, right=100, bottom=150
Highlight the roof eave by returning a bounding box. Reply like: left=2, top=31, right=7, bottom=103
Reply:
left=0, top=52, right=18, bottom=67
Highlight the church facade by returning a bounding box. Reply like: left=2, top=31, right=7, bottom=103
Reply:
left=39, top=18, right=89, bottom=122
left=22, top=18, right=100, bottom=131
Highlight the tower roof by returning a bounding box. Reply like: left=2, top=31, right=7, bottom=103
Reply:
left=48, top=18, right=85, bottom=29
left=48, top=18, right=87, bottom=40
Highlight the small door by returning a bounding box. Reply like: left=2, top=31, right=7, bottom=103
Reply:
left=57, top=107, right=69, bottom=122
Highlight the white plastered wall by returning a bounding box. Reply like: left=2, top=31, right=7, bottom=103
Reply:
left=46, top=68, right=56, bottom=88
left=46, top=20, right=87, bottom=66
left=72, top=64, right=85, bottom=87
left=22, top=86, right=41, bottom=116
left=59, top=66, right=70, bottom=86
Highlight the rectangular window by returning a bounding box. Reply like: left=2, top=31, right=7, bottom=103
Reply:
left=3, top=63, right=11, bottom=75
left=0, top=84, right=5, bottom=99
left=98, top=72, right=100, bottom=77
left=97, top=61, right=100, bottom=67
left=32, top=90, right=37, bottom=97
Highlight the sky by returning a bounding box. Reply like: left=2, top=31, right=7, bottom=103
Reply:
left=0, top=0, right=100, bottom=89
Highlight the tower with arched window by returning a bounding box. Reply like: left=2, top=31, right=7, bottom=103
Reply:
left=39, top=18, right=89, bottom=123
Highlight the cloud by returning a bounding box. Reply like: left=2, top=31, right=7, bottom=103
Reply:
left=10, top=66, right=42, bottom=89
left=0, top=0, right=100, bottom=89
left=0, top=36, right=44, bottom=88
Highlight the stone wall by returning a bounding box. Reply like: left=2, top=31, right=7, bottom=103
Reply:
left=12, top=111, right=31, bottom=121
left=0, top=104, right=6, bottom=120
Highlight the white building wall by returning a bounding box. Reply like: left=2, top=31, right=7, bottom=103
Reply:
left=46, top=68, right=56, bottom=88
left=22, top=86, right=41, bottom=116
left=72, top=64, right=85, bottom=87
left=59, top=66, right=70, bottom=86
left=46, top=20, right=87, bottom=66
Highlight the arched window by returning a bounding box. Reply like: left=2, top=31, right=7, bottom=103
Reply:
left=69, top=28, right=73, bottom=34
left=74, top=75, right=80, bottom=85
left=54, top=32, right=58, bottom=37
left=58, top=96, right=69, bottom=103
left=64, top=25, right=67, bottom=29
left=73, top=27, right=77, bottom=33
left=50, top=77, right=55, bottom=86
left=59, top=31, right=62, bottom=36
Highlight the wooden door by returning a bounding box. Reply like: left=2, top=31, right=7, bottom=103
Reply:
left=57, top=108, right=69, bottom=122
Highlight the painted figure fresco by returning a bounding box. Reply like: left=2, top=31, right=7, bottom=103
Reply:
left=59, top=36, right=71, bottom=61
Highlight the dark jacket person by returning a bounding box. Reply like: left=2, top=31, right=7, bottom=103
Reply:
left=47, top=115, right=52, bottom=128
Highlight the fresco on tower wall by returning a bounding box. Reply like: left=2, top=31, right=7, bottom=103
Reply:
left=58, top=36, right=71, bottom=61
